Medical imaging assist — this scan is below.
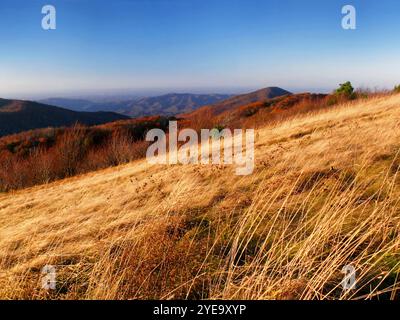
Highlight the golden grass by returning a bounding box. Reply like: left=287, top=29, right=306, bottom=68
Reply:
left=0, top=94, right=400, bottom=299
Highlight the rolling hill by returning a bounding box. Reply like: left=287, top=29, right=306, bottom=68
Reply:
left=0, top=98, right=130, bottom=136
left=1, top=93, right=399, bottom=299
left=182, top=87, right=292, bottom=118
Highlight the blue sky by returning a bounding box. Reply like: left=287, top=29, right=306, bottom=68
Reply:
left=0, top=0, right=400, bottom=98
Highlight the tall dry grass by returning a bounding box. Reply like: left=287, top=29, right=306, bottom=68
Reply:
left=0, top=94, right=399, bottom=299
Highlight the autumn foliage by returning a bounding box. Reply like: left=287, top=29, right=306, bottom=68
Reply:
left=0, top=116, right=170, bottom=191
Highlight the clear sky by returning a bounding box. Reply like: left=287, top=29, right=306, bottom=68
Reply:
left=1, top=0, right=400, bottom=98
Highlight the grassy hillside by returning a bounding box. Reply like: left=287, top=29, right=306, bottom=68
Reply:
left=0, top=94, right=399, bottom=299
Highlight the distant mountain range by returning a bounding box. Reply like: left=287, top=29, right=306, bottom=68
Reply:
left=40, top=93, right=232, bottom=117
left=0, top=99, right=129, bottom=136
left=0, top=87, right=292, bottom=137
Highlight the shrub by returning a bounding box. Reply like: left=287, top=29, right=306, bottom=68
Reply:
left=104, top=132, right=134, bottom=166
left=242, top=107, right=258, bottom=117
left=334, top=81, right=356, bottom=99
left=394, top=85, right=400, bottom=93
left=53, top=126, right=87, bottom=177
left=326, top=95, right=338, bottom=106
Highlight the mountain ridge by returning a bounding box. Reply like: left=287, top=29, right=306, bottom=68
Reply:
left=181, top=87, right=292, bottom=118
left=39, top=93, right=232, bottom=117
left=0, top=98, right=130, bottom=137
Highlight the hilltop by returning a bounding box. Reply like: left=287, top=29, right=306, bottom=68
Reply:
left=183, top=87, right=292, bottom=118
